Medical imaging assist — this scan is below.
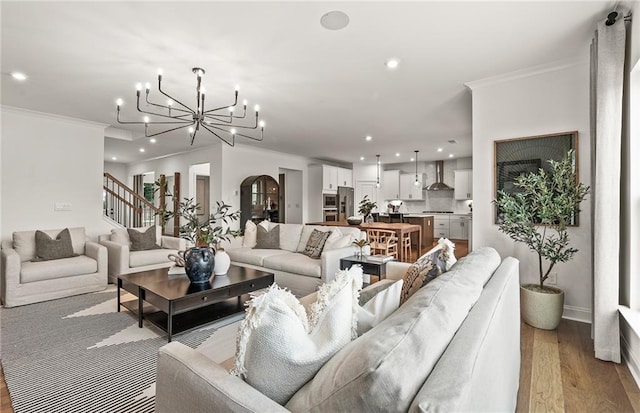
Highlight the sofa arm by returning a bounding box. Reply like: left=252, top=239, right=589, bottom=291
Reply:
left=99, top=239, right=130, bottom=278
left=161, top=236, right=186, bottom=251
left=156, top=342, right=289, bottom=413
left=1, top=248, right=22, bottom=306
left=85, top=241, right=108, bottom=279
left=320, top=245, right=359, bottom=283
left=386, top=261, right=411, bottom=281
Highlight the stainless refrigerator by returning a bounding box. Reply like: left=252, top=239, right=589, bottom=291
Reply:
left=337, top=186, right=354, bottom=221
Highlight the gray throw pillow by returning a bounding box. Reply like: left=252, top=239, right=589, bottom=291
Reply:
left=255, top=225, right=280, bottom=249
left=33, top=228, right=78, bottom=261
left=303, top=229, right=331, bottom=259
left=128, top=226, right=162, bottom=251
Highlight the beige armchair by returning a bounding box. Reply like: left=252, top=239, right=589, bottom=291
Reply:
left=99, top=226, right=187, bottom=283
left=1, top=227, right=108, bottom=308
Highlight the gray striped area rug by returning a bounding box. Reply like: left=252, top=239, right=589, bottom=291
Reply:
left=0, top=287, right=244, bottom=413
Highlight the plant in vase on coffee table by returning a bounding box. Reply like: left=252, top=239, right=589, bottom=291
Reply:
left=158, top=198, right=241, bottom=283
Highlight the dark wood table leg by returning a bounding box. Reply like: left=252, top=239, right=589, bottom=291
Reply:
left=138, top=287, right=144, bottom=328
left=117, top=278, right=122, bottom=312
left=167, top=302, right=174, bottom=342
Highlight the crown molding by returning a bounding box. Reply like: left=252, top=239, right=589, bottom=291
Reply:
left=0, top=105, right=108, bottom=129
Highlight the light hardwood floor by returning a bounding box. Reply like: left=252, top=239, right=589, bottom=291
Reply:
left=517, top=319, right=640, bottom=413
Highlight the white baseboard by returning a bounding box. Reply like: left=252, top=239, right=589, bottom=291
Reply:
left=562, top=305, right=592, bottom=324
left=621, top=333, right=640, bottom=388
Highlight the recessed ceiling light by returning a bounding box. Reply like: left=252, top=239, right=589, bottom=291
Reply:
left=320, top=11, right=350, bottom=30
left=385, top=59, right=399, bottom=69
left=365, top=135, right=372, bottom=142
left=139, top=148, right=145, bottom=153
left=449, top=154, right=454, bottom=158
left=111, top=157, right=117, bottom=161
left=11, top=72, right=27, bottom=81
left=150, top=138, right=157, bottom=143
left=360, top=156, right=365, bottom=161
left=395, top=153, right=400, bottom=157
left=437, top=148, right=443, bottom=152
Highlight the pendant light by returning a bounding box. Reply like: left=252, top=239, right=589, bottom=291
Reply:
left=375, top=155, right=381, bottom=188
left=413, top=150, right=422, bottom=186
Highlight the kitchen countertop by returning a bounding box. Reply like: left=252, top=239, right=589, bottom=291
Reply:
left=378, top=213, right=472, bottom=217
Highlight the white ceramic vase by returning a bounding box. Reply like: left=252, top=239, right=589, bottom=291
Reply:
left=213, top=248, right=231, bottom=276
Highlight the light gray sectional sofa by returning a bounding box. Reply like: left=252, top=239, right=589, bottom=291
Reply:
left=156, top=247, right=521, bottom=412
left=221, top=223, right=366, bottom=297
left=1, top=227, right=108, bottom=307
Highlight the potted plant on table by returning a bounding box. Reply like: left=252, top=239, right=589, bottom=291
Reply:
left=159, top=198, right=241, bottom=284
left=358, top=195, right=377, bottom=224
left=494, top=150, right=589, bottom=330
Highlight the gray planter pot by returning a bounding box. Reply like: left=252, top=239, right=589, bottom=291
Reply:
left=520, top=284, right=564, bottom=330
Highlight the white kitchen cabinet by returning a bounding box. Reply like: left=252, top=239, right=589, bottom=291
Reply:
left=434, top=217, right=450, bottom=239
left=337, top=167, right=353, bottom=187
left=322, top=165, right=338, bottom=193
left=449, top=216, right=470, bottom=240
left=454, top=170, right=473, bottom=200
left=399, top=174, right=425, bottom=200
left=382, top=170, right=400, bottom=200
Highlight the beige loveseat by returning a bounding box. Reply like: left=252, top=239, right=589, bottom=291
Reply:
left=1, top=227, right=107, bottom=308
left=221, top=223, right=366, bottom=297
left=156, top=247, right=521, bottom=412
left=98, top=226, right=186, bottom=283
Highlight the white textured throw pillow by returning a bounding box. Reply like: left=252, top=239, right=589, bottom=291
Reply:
left=231, top=266, right=363, bottom=405
left=243, top=221, right=257, bottom=248
left=356, top=279, right=404, bottom=336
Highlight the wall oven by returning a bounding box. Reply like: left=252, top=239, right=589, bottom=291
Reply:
left=324, top=210, right=338, bottom=222
left=323, top=194, right=338, bottom=209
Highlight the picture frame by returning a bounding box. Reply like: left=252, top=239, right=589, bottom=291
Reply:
left=494, top=131, right=579, bottom=224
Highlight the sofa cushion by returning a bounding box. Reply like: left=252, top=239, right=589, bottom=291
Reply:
left=262, top=253, right=322, bottom=278
left=129, top=248, right=177, bottom=268
left=128, top=226, right=162, bottom=251
left=227, top=247, right=290, bottom=267
left=279, top=224, right=303, bottom=252
left=303, top=229, right=332, bottom=259
left=242, top=221, right=258, bottom=248
left=284, top=247, right=502, bottom=413
left=13, top=227, right=86, bottom=262
left=21, top=255, right=98, bottom=283
left=356, top=279, right=404, bottom=336
left=296, top=225, right=331, bottom=252
left=231, top=266, right=362, bottom=405
left=33, top=228, right=77, bottom=261
left=256, top=225, right=280, bottom=249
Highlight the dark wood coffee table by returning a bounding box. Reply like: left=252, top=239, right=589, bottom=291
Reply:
left=117, top=265, right=274, bottom=341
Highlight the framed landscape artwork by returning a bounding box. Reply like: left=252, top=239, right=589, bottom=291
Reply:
left=494, top=131, right=579, bottom=224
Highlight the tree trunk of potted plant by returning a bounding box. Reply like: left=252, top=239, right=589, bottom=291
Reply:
left=494, top=150, right=589, bottom=330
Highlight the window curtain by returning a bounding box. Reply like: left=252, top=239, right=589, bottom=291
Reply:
left=591, top=16, right=626, bottom=363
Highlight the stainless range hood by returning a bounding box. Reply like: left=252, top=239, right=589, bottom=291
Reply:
left=424, top=160, right=454, bottom=191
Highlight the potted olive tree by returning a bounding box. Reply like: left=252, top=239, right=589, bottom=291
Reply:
left=158, top=198, right=241, bottom=283
left=494, top=150, right=589, bottom=330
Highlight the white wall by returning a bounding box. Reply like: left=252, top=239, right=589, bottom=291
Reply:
left=280, top=168, right=303, bottom=224
left=103, top=161, right=127, bottom=184
left=1, top=107, right=111, bottom=240
left=467, top=60, right=592, bottom=322
left=220, top=144, right=311, bottom=229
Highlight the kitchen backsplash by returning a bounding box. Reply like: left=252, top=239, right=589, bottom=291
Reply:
left=384, top=191, right=472, bottom=214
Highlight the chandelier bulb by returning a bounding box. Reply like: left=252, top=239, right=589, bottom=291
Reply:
left=235, top=84, right=240, bottom=91
left=230, top=128, right=237, bottom=135
left=145, top=82, right=151, bottom=91
left=116, top=98, right=123, bottom=107
left=254, top=104, right=260, bottom=112
left=228, top=106, right=234, bottom=113
left=167, top=99, right=173, bottom=106
left=188, top=127, right=194, bottom=134
left=259, top=120, right=265, bottom=128
left=243, top=99, right=248, bottom=107
left=157, top=68, right=163, bottom=76
left=200, top=87, right=206, bottom=95
left=136, top=83, right=142, bottom=91
left=143, top=116, right=150, bottom=124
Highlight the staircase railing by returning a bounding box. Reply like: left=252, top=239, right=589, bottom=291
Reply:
left=103, top=173, right=162, bottom=229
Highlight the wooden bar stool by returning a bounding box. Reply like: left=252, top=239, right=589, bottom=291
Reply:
left=366, top=229, right=398, bottom=259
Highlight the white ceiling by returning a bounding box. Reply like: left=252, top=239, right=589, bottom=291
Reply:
left=1, top=1, right=615, bottom=165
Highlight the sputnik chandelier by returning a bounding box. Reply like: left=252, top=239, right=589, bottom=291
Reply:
left=116, top=67, right=264, bottom=146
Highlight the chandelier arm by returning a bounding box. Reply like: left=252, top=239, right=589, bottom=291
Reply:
left=145, top=122, right=196, bottom=138
left=204, top=111, right=247, bottom=121
left=136, top=99, right=194, bottom=123
left=203, top=114, right=234, bottom=124
left=203, top=93, right=239, bottom=114
left=157, top=78, right=196, bottom=114
left=201, top=123, right=235, bottom=147
left=209, top=125, right=263, bottom=142
left=145, top=94, right=193, bottom=115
